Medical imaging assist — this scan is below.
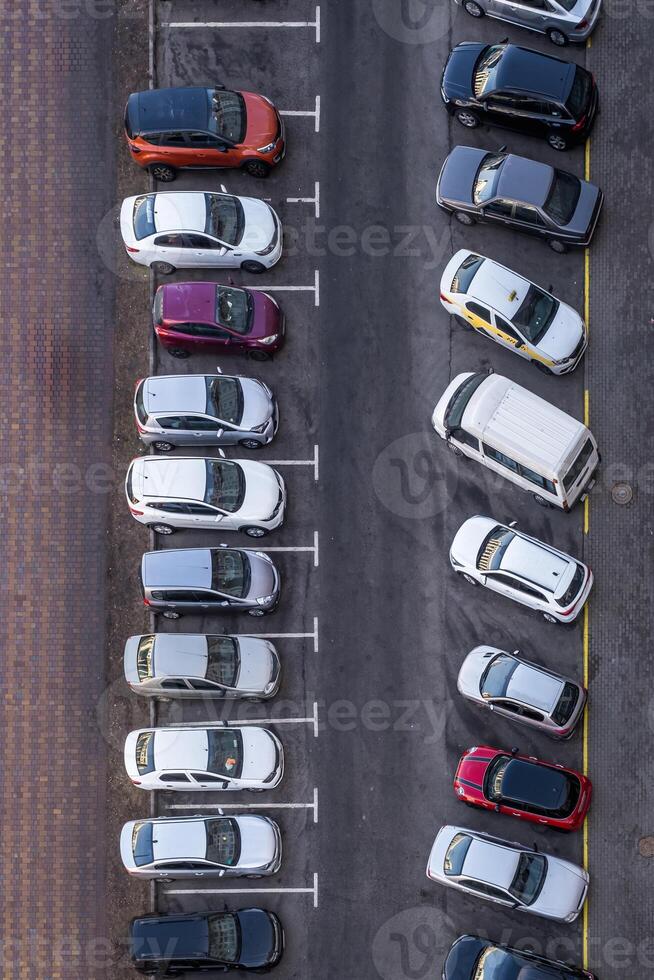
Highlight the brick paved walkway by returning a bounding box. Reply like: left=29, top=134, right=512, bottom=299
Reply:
left=0, top=8, right=115, bottom=978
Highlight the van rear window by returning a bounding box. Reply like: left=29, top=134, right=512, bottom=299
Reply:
left=563, top=438, right=594, bottom=493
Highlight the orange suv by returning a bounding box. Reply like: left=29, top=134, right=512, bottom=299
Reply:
left=124, top=86, right=285, bottom=181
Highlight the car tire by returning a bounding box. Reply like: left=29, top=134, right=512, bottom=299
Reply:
left=547, top=132, right=568, bottom=151
left=243, top=159, right=272, bottom=178
left=162, top=610, right=181, bottom=620
left=242, top=526, right=268, bottom=538
left=239, top=438, right=264, bottom=450
left=454, top=210, right=475, bottom=226
left=168, top=347, right=190, bottom=359
left=447, top=442, right=464, bottom=457
left=532, top=494, right=551, bottom=508
left=247, top=607, right=266, bottom=617
left=454, top=314, right=473, bottom=330
left=149, top=523, right=175, bottom=535
left=547, top=27, right=569, bottom=45
left=532, top=360, right=554, bottom=375
left=543, top=611, right=558, bottom=623
left=149, top=163, right=177, bottom=182
left=463, top=0, right=485, bottom=15
left=461, top=572, right=479, bottom=587
left=248, top=349, right=272, bottom=362
left=547, top=239, right=567, bottom=254
left=152, top=440, right=175, bottom=452
left=151, top=261, right=176, bottom=275
left=241, top=260, right=267, bottom=274
left=455, top=109, right=480, bottom=129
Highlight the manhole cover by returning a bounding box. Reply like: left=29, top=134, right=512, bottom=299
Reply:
left=611, top=482, right=633, bottom=505
left=639, top=837, right=654, bottom=858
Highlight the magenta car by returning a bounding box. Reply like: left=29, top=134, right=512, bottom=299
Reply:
left=153, top=282, right=285, bottom=360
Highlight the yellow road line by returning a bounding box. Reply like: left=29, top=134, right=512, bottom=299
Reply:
left=584, top=390, right=590, bottom=534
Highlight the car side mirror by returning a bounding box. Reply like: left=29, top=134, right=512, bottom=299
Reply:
left=444, top=427, right=452, bottom=440
left=494, top=804, right=501, bottom=813
left=511, top=746, right=519, bottom=755
left=488, top=704, right=495, bottom=712
left=509, top=521, right=517, bottom=528
left=214, top=83, right=226, bottom=91
left=479, top=207, right=486, bottom=218
left=533, top=842, right=539, bottom=852
left=498, top=144, right=507, bottom=153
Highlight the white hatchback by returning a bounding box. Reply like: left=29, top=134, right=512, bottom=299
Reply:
left=450, top=515, right=592, bottom=623
left=440, top=250, right=587, bottom=375
left=125, top=456, right=286, bottom=537
left=120, top=191, right=282, bottom=274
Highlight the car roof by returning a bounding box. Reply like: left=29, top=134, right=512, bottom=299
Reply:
left=134, top=457, right=209, bottom=503
left=500, top=534, right=570, bottom=592
left=131, top=914, right=209, bottom=961
left=501, top=759, right=573, bottom=811
left=153, top=728, right=209, bottom=770
left=496, top=154, right=553, bottom=208
left=153, top=192, right=208, bottom=234
left=494, top=45, right=574, bottom=103
left=142, top=548, right=213, bottom=590
left=129, top=87, right=211, bottom=134
left=150, top=819, right=208, bottom=862
left=505, top=663, right=563, bottom=713
left=461, top=255, right=532, bottom=319
left=464, top=836, right=518, bottom=890
left=143, top=375, right=209, bottom=416
left=152, top=633, right=210, bottom=679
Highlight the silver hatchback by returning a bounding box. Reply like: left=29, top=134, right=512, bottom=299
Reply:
left=456, top=0, right=601, bottom=46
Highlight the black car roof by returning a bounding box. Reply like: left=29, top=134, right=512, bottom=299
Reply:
left=130, top=914, right=209, bottom=961
left=127, top=87, right=211, bottom=135
left=500, top=759, right=574, bottom=812
left=494, top=45, right=575, bottom=104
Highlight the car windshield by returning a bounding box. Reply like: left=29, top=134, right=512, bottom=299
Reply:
left=207, top=913, right=241, bottom=963
left=450, top=253, right=485, bottom=294
left=473, top=946, right=522, bottom=980
left=552, top=682, right=580, bottom=726
left=512, top=285, right=559, bottom=343
left=132, top=822, right=154, bottom=867
left=209, top=89, right=246, bottom=144
left=473, top=45, right=504, bottom=98
left=207, top=729, right=244, bottom=778
left=206, top=376, right=244, bottom=425
left=206, top=818, right=241, bottom=866
left=480, top=654, right=519, bottom=699
left=486, top=757, right=510, bottom=800
left=444, top=373, right=486, bottom=431
left=205, top=636, right=239, bottom=687
left=556, top=563, right=586, bottom=607
left=473, top=153, right=505, bottom=205
left=476, top=527, right=515, bottom=572
left=204, top=193, right=244, bottom=246
left=215, top=286, right=252, bottom=334
left=210, top=549, right=249, bottom=597
left=133, top=194, right=156, bottom=240
left=544, top=170, right=581, bottom=226
left=565, top=66, right=591, bottom=117
left=136, top=635, right=155, bottom=681
left=135, top=731, right=155, bottom=775
left=509, top=853, right=547, bottom=905
left=444, top=833, right=472, bottom=876
left=204, top=460, right=245, bottom=513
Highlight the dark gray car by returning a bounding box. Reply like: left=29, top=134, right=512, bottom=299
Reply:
left=436, top=146, right=602, bottom=251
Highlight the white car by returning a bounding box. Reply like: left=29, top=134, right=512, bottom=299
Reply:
left=440, top=250, right=587, bottom=375
left=124, top=632, right=281, bottom=699
left=120, top=814, right=282, bottom=880
left=124, top=725, right=284, bottom=791
left=120, top=191, right=282, bottom=274
left=125, top=456, right=286, bottom=537
left=450, top=515, right=592, bottom=623
left=426, top=825, right=588, bottom=922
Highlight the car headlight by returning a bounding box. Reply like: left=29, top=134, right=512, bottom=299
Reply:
left=257, top=593, right=276, bottom=606
left=259, top=333, right=278, bottom=345
left=251, top=420, right=270, bottom=433
left=553, top=355, right=574, bottom=365
left=256, top=214, right=279, bottom=256
left=257, top=141, right=277, bottom=154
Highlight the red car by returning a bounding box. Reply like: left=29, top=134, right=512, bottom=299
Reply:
left=454, top=746, right=591, bottom=832
left=153, top=282, right=285, bottom=360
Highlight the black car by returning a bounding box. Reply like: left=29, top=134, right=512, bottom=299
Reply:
left=443, top=935, right=596, bottom=980
left=436, top=146, right=603, bottom=251
left=441, top=42, right=597, bottom=151
left=130, top=909, right=284, bottom=975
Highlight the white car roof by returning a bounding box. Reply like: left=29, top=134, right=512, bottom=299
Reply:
left=133, top=457, right=209, bottom=503
left=151, top=819, right=208, bottom=862
left=464, top=836, right=518, bottom=891
left=143, top=375, right=209, bottom=416
left=153, top=192, right=207, bottom=234
left=142, top=548, right=213, bottom=590
left=506, top=663, right=563, bottom=713
left=501, top=535, right=570, bottom=593
left=152, top=633, right=209, bottom=679
left=154, top=728, right=210, bottom=770
left=467, top=255, right=531, bottom=319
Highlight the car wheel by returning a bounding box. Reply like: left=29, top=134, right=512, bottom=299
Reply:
left=532, top=360, right=554, bottom=375
left=547, top=239, right=567, bottom=254
left=167, top=347, right=190, bottom=359
left=162, top=610, right=181, bottom=620
left=152, top=440, right=175, bottom=452
left=547, top=133, right=568, bottom=151
left=547, top=27, right=569, bottom=45
left=447, top=442, right=464, bottom=457
left=151, top=261, right=176, bottom=275
left=149, top=163, right=177, bottom=182
left=463, top=0, right=485, bottom=14
left=543, top=611, right=558, bottom=623
left=455, top=109, right=480, bottom=129
left=243, top=159, right=271, bottom=178
left=454, top=210, right=475, bottom=226
left=246, top=873, right=264, bottom=879
left=241, top=260, right=267, bottom=274
left=149, top=523, right=175, bottom=535
left=242, top=526, right=268, bottom=538
left=248, top=348, right=272, bottom=362
left=532, top=494, right=551, bottom=508
left=248, top=607, right=266, bottom=617
left=461, top=573, right=479, bottom=587
left=239, top=438, right=264, bottom=450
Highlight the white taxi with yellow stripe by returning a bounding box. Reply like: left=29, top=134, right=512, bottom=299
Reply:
left=439, top=250, right=587, bottom=376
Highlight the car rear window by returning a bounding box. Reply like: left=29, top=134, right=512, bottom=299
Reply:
left=134, top=380, right=148, bottom=426
left=556, top=563, right=586, bottom=608
left=444, top=833, right=472, bottom=876
left=206, top=818, right=241, bottom=866
left=132, top=822, right=154, bottom=867
left=204, top=193, right=244, bottom=246
left=450, top=254, right=485, bottom=294
left=565, top=66, right=592, bottom=119
left=152, top=289, right=164, bottom=326
left=544, top=170, right=581, bottom=226
left=133, top=195, right=156, bottom=240
left=210, top=89, right=246, bottom=144
left=444, top=373, right=486, bottom=431
left=563, top=437, right=595, bottom=493
left=552, top=682, right=580, bottom=726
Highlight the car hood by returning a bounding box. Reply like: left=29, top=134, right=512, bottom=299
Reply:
left=250, top=289, right=283, bottom=339
left=245, top=551, right=279, bottom=602
left=437, top=146, right=488, bottom=207
left=442, top=43, right=483, bottom=101
left=242, top=91, right=279, bottom=147
left=237, top=460, right=281, bottom=520
left=456, top=749, right=495, bottom=790
left=239, top=197, right=277, bottom=252
left=537, top=301, right=585, bottom=361
left=234, top=637, right=278, bottom=692
left=457, top=646, right=499, bottom=699
left=163, top=281, right=215, bottom=322
left=450, top=515, right=498, bottom=568
left=239, top=377, right=275, bottom=429
left=236, top=909, right=280, bottom=968
left=533, top=857, right=588, bottom=920
left=237, top=816, right=279, bottom=868
left=241, top=728, right=280, bottom=780
left=564, top=178, right=602, bottom=235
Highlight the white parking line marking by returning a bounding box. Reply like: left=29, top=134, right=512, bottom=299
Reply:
left=243, top=616, right=319, bottom=653
left=166, top=789, right=319, bottom=823
left=264, top=445, right=319, bottom=482
left=166, top=873, right=320, bottom=907
left=247, top=273, right=319, bottom=307
left=280, top=95, right=321, bottom=133
left=172, top=713, right=317, bottom=730
left=255, top=533, right=319, bottom=567
left=166, top=6, right=321, bottom=43
left=287, top=180, right=320, bottom=219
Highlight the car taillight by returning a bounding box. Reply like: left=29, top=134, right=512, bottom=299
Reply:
left=129, top=145, right=142, bottom=154
left=143, top=598, right=150, bottom=606
left=439, top=292, right=449, bottom=302
left=575, top=16, right=589, bottom=27
left=129, top=507, right=144, bottom=516
left=572, top=114, right=587, bottom=132
left=136, top=422, right=146, bottom=434
left=125, top=245, right=140, bottom=254
left=131, top=779, right=141, bottom=785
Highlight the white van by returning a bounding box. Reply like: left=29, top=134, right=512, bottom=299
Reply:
left=432, top=372, right=599, bottom=510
